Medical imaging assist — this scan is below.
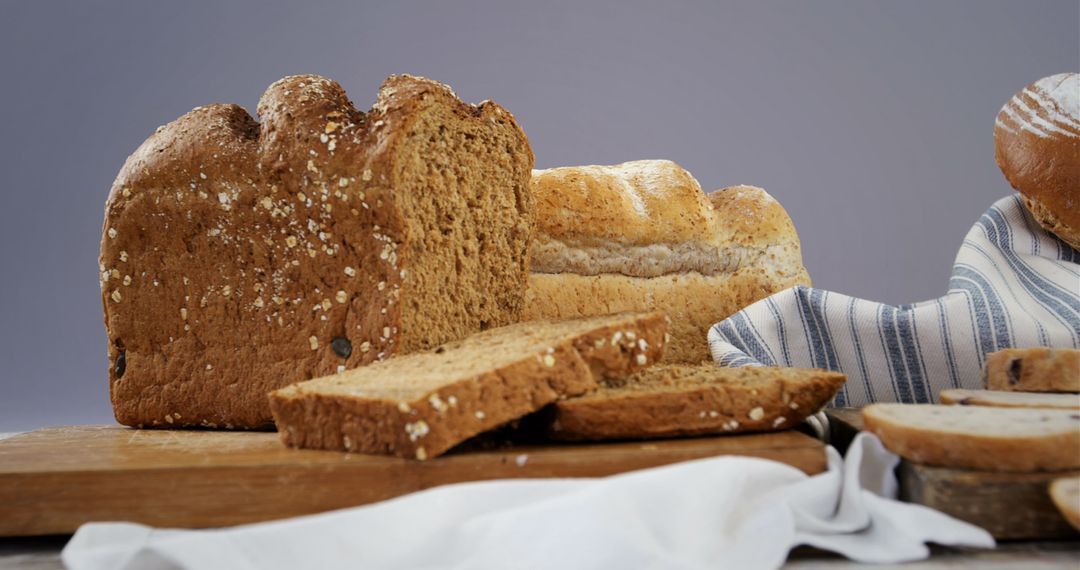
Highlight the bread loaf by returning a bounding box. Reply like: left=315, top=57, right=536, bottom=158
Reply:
left=994, top=73, right=1080, bottom=249
left=546, top=364, right=844, bottom=440
left=983, top=348, right=1079, bottom=393
left=269, top=312, right=668, bottom=459
left=101, top=74, right=534, bottom=429
left=940, top=389, right=1079, bottom=410
left=523, top=160, right=810, bottom=363
left=862, top=404, right=1080, bottom=472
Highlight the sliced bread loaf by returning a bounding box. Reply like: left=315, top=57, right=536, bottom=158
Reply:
left=545, top=364, right=845, bottom=440
left=940, top=389, right=1080, bottom=410
left=269, top=312, right=667, bottom=459
left=1049, top=477, right=1080, bottom=532
left=101, top=74, right=534, bottom=429
left=863, top=404, right=1080, bottom=472
left=983, top=348, right=1079, bottom=393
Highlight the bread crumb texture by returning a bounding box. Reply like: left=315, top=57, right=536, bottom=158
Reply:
left=548, top=364, right=845, bottom=440
left=863, top=403, right=1080, bottom=472
left=101, top=74, right=534, bottom=428
left=269, top=312, right=668, bottom=459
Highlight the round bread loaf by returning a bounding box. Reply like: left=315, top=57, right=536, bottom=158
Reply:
left=993, top=73, right=1079, bottom=250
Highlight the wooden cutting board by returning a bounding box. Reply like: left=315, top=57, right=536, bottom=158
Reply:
left=826, top=408, right=1080, bottom=540
left=0, top=425, right=826, bottom=537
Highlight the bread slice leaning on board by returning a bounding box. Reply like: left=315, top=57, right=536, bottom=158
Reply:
left=863, top=404, right=1080, bottom=472
left=523, top=160, right=810, bottom=363
left=546, top=364, right=845, bottom=440
left=940, top=389, right=1080, bottom=410
left=100, top=74, right=534, bottom=429
left=270, top=312, right=668, bottom=459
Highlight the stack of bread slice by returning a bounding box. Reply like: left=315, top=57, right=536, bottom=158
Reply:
left=863, top=347, right=1080, bottom=531
left=865, top=347, right=1080, bottom=471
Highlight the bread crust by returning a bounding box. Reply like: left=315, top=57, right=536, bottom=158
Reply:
left=547, top=365, right=845, bottom=440
left=269, top=312, right=668, bottom=459
left=994, top=73, right=1079, bottom=250
left=530, top=160, right=713, bottom=249
left=525, top=163, right=810, bottom=363
left=101, top=74, right=533, bottom=429
left=983, top=348, right=1080, bottom=393
left=863, top=404, right=1080, bottom=472
left=940, top=389, right=1080, bottom=410
left=526, top=269, right=805, bottom=363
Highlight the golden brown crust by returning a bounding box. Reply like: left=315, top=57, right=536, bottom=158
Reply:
left=531, top=160, right=713, bottom=247
left=862, top=404, right=1080, bottom=472
left=101, top=74, right=533, bottom=429
left=547, top=364, right=844, bottom=440
left=994, top=73, right=1080, bottom=248
left=524, top=163, right=810, bottom=363
left=983, top=348, right=1080, bottom=393
left=269, top=312, right=669, bottom=459
left=525, top=270, right=807, bottom=363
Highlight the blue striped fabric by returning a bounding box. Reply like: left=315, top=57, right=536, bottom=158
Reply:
left=708, top=195, right=1080, bottom=406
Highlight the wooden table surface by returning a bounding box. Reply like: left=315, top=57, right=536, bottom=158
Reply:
left=2, top=431, right=1077, bottom=569
left=2, top=534, right=1078, bottom=569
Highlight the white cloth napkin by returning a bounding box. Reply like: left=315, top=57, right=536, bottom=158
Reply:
left=61, top=433, right=993, bottom=570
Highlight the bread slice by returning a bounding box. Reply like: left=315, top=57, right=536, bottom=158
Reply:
left=1049, top=477, right=1080, bottom=532
left=983, top=348, right=1079, bottom=393
left=101, top=74, right=534, bottom=429
left=524, top=161, right=810, bottom=363
left=862, top=404, right=1080, bottom=472
left=269, top=312, right=667, bottom=459
left=545, top=364, right=845, bottom=440
left=940, top=389, right=1080, bottom=410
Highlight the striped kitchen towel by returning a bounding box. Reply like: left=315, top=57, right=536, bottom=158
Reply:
left=708, top=195, right=1080, bottom=406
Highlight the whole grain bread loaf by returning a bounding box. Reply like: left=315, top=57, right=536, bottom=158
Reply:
left=101, top=74, right=534, bottom=429
left=523, top=160, right=810, bottom=363
left=983, top=348, right=1079, bottom=393
left=269, top=312, right=668, bottom=459
left=546, top=364, right=845, bottom=440
left=862, top=403, right=1080, bottom=472
left=940, top=389, right=1080, bottom=410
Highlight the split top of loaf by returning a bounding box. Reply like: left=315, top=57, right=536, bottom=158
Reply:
left=529, top=160, right=806, bottom=279
left=101, top=74, right=533, bottom=428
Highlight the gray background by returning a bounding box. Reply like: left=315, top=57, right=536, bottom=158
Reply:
left=0, top=1, right=1076, bottom=431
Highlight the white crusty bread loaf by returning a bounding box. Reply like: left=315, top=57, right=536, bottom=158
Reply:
left=983, top=347, right=1080, bottom=393
left=524, top=160, right=810, bottom=363
left=270, top=312, right=667, bottom=459
left=863, top=404, right=1080, bottom=472
left=1050, top=477, right=1080, bottom=532
left=940, top=389, right=1080, bottom=410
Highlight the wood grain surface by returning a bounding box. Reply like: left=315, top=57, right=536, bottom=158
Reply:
left=0, top=425, right=826, bottom=537
left=899, top=463, right=1080, bottom=540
